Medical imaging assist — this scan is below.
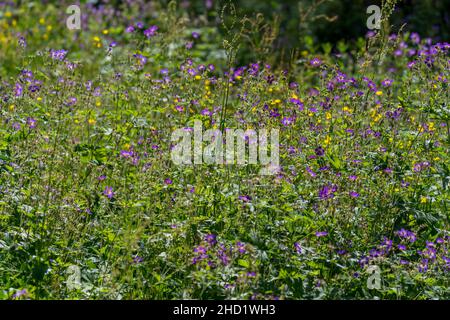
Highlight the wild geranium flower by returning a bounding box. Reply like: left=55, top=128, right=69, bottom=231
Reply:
left=103, top=186, right=114, bottom=199
left=397, top=229, right=417, bottom=242
left=164, top=178, right=172, bottom=185
left=205, top=234, right=217, bottom=246
left=236, top=241, right=246, bottom=254
left=192, top=31, right=200, bottom=39
left=120, top=150, right=134, bottom=158
left=14, top=83, right=23, bottom=97
left=410, top=32, right=420, bottom=44
left=217, top=244, right=230, bottom=265
left=133, top=54, right=147, bottom=69
left=281, top=117, right=293, bottom=126
left=238, top=195, right=252, bottom=202
left=144, top=25, right=158, bottom=38
left=381, top=79, right=393, bottom=87
left=310, top=58, right=321, bottom=67
left=349, top=191, right=359, bottom=198
left=318, top=184, right=337, bottom=200
left=125, top=25, right=135, bottom=33
left=418, top=259, right=428, bottom=273
left=314, top=146, right=325, bottom=156
left=12, top=289, right=28, bottom=299
left=26, top=117, right=37, bottom=129
left=306, top=166, right=317, bottom=177
left=49, top=49, right=68, bottom=61
left=12, top=122, right=21, bottom=131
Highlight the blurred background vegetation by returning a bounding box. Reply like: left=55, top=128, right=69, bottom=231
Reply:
left=3, top=0, right=450, bottom=67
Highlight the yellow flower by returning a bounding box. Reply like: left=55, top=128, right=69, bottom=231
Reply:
left=326, top=112, right=332, bottom=120
left=375, top=91, right=383, bottom=96
left=5, top=12, right=12, bottom=18
left=420, top=196, right=427, bottom=204
left=9, top=105, right=15, bottom=111
left=93, top=36, right=101, bottom=42
left=194, top=75, right=201, bottom=80
left=96, top=101, right=101, bottom=107
left=324, top=135, right=331, bottom=145
left=342, top=106, right=352, bottom=114
left=88, top=118, right=96, bottom=125
left=39, top=18, right=45, bottom=25
left=37, top=97, right=42, bottom=102
left=123, top=143, right=131, bottom=150
left=46, top=25, right=52, bottom=32
left=102, top=29, right=109, bottom=35
left=428, top=122, right=435, bottom=131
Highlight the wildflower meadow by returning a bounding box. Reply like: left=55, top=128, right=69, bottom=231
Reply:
left=0, top=0, right=449, bottom=301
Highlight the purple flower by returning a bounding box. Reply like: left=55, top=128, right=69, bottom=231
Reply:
left=14, top=83, right=23, bottom=97
left=126, top=25, right=135, bottom=33
left=349, top=191, right=359, bottom=198
left=294, top=242, right=302, bottom=254
left=12, top=289, right=27, bottom=299
left=410, top=32, right=420, bottom=44
left=396, top=229, right=416, bottom=243
left=49, top=49, right=68, bottom=61
left=238, top=195, right=252, bottom=202
left=164, top=178, right=173, bottom=185
left=12, top=122, right=21, bottom=131
left=236, top=241, right=246, bottom=254
left=314, top=146, right=325, bottom=156
left=144, top=25, right=158, bottom=38
left=381, top=79, right=393, bottom=87
left=26, top=117, right=37, bottom=129
left=318, top=184, right=337, bottom=200
left=103, top=186, right=114, bottom=199
left=398, top=244, right=407, bottom=251
left=120, top=150, right=134, bottom=158
left=306, top=166, right=317, bottom=178
left=281, top=117, right=293, bottom=126
left=418, top=259, right=428, bottom=273
left=315, top=231, right=328, bottom=237
left=192, top=31, right=200, bottom=39
left=205, top=234, right=217, bottom=246
left=310, top=58, right=321, bottom=67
